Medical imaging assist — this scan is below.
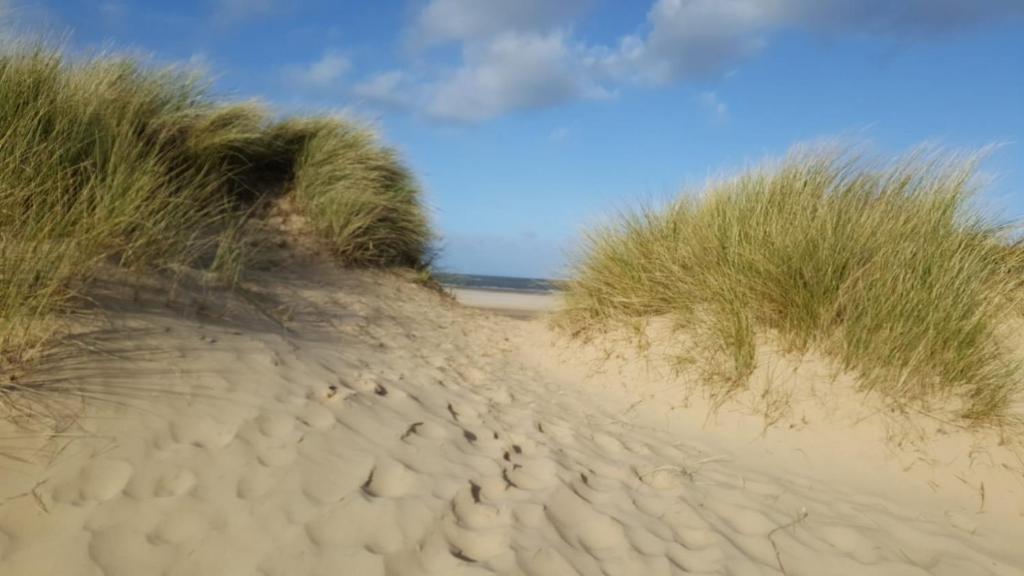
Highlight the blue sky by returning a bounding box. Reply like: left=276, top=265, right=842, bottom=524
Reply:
left=4, top=0, right=1023, bottom=278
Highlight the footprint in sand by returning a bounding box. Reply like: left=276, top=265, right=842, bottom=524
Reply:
left=53, top=459, right=134, bottom=504
left=297, top=402, right=335, bottom=430
left=343, top=373, right=382, bottom=394
left=90, top=526, right=168, bottom=576
left=313, top=383, right=350, bottom=403
left=305, top=498, right=403, bottom=553
left=570, top=471, right=620, bottom=505
left=148, top=509, right=218, bottom=548
left=447, top=402, right=483, bottom=425
left=504, top=458, right=560, bottom=491
left=170, top=415, right=237, bottom=449
left=400, top=420, right=448, bottom=443
left=237, top=467, right=280, bottom=500
left=451, top=482, right=511, bottom=530
left=442, top=522, right=512, bottom=564
left=80, top=457, right=134, bottom=502
left=302, top=457, right=374, bottom=504
left=123, top=465, right=196, bottom=499
left=544, top=487, right=632, bottom=560
left=472, top=477, right=509, bottom=503
left=362, top=459, right=416, bottom=498
left=154, top=468, right=197, bottom=498
left=257, top=446, right=297, bottom=468
left=257, top=412, right=297, bottom=440
left=534, top=419, right=575, bottom=443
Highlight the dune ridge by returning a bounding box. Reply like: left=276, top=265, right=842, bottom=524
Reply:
left=561, top=146, right=1024, bottom=422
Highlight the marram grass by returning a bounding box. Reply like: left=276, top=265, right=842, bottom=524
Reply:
left=561, top=146, right=1023, bottom=422
left=290, top=119, right=431, bottom=267
left=0, top=44, right=432, bottom=364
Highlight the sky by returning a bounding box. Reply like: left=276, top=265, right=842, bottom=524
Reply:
left=3, top=0, right=1023, bottom=278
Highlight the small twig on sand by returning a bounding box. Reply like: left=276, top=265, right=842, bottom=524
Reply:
left=692, top=455, right=731, bottom=467
left=636, top=455, right=732, bottom=484
left=767, top=507, right=809, bottom=575
left=0, top=479, right=49, bottom=514
left=637, top=465, right=687, bottom=480
left=30, top=479, right=49, bottom=513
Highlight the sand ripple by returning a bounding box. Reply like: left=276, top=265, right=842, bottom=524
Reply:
left=0, top=270, right=1020, bottom=575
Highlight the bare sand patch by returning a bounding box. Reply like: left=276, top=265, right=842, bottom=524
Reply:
left=448, top=288, right=560, bottom=318
left=0, top=263, right=1021, bottom=575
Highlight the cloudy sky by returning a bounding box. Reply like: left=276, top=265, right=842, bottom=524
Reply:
left=4, top=0, right=1024, bottom=277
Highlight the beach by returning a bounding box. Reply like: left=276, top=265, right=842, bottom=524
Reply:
left=1, top=262, right=1021, bottom=576
left=2, top=9, right=1022, bottom=575
left=447, top=287, right=560, bottom=318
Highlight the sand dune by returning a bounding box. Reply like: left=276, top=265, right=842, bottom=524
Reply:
left=1, top=264, right=1021, bottom=575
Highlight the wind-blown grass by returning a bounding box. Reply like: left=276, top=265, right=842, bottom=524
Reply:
left=561, top=146, right=1023, bottom=422
left=290, top=119, right=431, bottom=267
left=0, top=47, right=235, bottom=359
left=0, top=44, right=432, bottom=365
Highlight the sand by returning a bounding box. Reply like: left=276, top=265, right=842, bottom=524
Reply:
left=1, top=263, right=1022, bottom=576
left=447, top=288, right=560, bottom=318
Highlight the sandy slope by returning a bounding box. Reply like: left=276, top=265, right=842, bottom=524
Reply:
left=1, top=264, right=1022, bottom=576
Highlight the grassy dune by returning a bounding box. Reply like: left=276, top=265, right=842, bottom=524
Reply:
left=0, top=45, right=430, bottom=364
left=290, top=119, right=431, bottom=267
left=561, top=147, right=1024, bottom=422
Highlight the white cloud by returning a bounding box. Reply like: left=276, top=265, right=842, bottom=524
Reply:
left=287, top=50, right=351, bottom=88
left=412, top=0, right=590, bottom=46
left=598, top=0, right=1024, bottom=86
left=405, top=0, right=599, bottom=120
left=630, top=0, right=777, bottom=84
left=343, top=0, right=1023, bottom=122
left=426, top=32, right=605, bottom=122
left=352, top=70, right=412, bottom=108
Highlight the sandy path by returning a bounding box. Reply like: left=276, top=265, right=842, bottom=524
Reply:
left=1, top=267, right=1021, bottom=575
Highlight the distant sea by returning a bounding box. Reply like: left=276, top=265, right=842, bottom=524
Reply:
left=435, top=273, right=561, bottom=294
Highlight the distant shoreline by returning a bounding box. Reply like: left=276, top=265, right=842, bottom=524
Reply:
left=435, top=272, right=562, bottom=295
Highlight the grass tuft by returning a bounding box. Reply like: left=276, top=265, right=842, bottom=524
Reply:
left=561, top=145, right=1023, bottom=422
left=0, top=43, right=432, bottom=365
left=290, top=119, right=431, bottom=267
